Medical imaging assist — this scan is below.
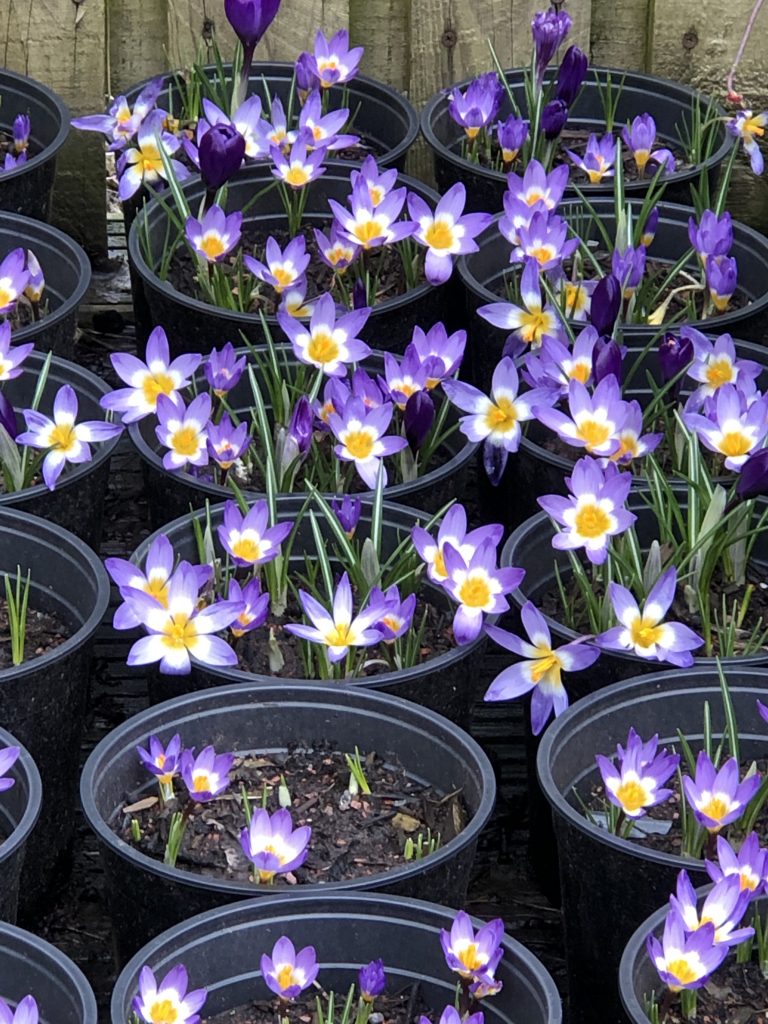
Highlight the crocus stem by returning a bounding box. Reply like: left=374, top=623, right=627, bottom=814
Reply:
left=726, top=0, right=767, bottom=100
left=232, top=43, right=256, bottom=115
left=163, top=799, right=195, bottom=867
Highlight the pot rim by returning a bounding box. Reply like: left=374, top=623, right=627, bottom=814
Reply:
left=128, top=160, right=441, bottom=325
left=110, top=889, right=562, bottom=1024
left=81, top=681, right=497, bottom=898
left=0, top=69, right=70, bottom=183
left=0, top=725, right=41, bottom=867
left=536, top=667, right=768, bottom=871
left=421, top=64, right=733, bottom=190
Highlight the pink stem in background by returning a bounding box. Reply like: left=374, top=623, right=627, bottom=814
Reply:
left=726, top=0, right=767, bottom=103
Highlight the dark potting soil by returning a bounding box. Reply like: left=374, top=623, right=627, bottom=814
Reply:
left=205, top=985, right=429, bottom=1024
left=0, top=595, right=69, bottom=668
left=167, top=222, right=411, bottom=313
left=118, top=741, right=468, bottom=884
left=650, top=957, right=767, bottom=1024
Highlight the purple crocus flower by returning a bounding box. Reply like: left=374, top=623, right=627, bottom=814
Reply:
left=0, top=248, right=30, bottom=313
left=258, top=96, right=292, bottom=151
left=295, top=51, right=315, bottom=96
left=227, top=577, right=270, bottom=638
left=185, top=205, right=242, bottom=263
left=314, top=223, right=360, bottom=273
left=670, top=870, right=754, bottom=946
left=224, top=0, right=281, bottom=51
left=541, top=99, right=569, bottom=140
left=590, top=274, right=621, bottom=336
left=101, top=326, right=201, bottom=423
left=351, top=368, right=388, bottom=409
left=555, top=45, right=588, bottom=105
left=606, top=400, right=662, bottom=465
left=404, top=391, right=435, bottom=451
left=0, top=745, right=19, bottom=792
left=621, top=114, right=676, bottom=176
left=538, top=456, right=635, bottom=564
left=2, top=152, right=26, bottom=172
left=412, top=503, right=503, bottom=585
left=154, top=393, right=211, bottom=472
left=297, top=89, right=358, bottom=151
left=447, top=72, right=503, bottom=139
left=683, top=383, right=768, bottom=470
left=278, top=292, right=370, bottom=377
left=270, top=139, right=327, bottom=189
left=351, top=155, right=399, bottom=208
left=442, top=538, right=524, bottom=646
left=682, top=751, right=762, bottom=833
left=285, top=572, right=386, bottom=662
left=0, top=393, right=16, bottom=441
left=512, top=212, right=578, bottom=271
left=201, top=96, right=268, bottom=160
left=597, top=567, right=704, bottom=666
left=706, top=254, right=738, bottom=312
left=0, top=322, right=33, bottom=381
left=207, top=414, right=251, bottom=470
left=136, top=733, right=182, bottom=788
left=706, top=832, right=767, bottom=897
left=506, top=160, right=570, bottom=212
left=409, top=323, right=466, bottom=386
left=478, top=257, right=564, bottom=355
left=358, top=960, right=386, bottom=1002
left=496, top=115, right=529, bottom=164
left=198, top=122, right=246, bottom=192
left=485, top=602, right=600, bottom=735
left=309, top=29, right=363, bottom=88
left=329, top=178, right=414, bottom=251
left=531, top=7, right=573, bottom=86
left=123, top=563, right=240, bottom=673
left=117, top=111, right=189, bottom=200
left=535, top=374, right=629, bottom=458
left=611, top=243, right=646, bottom=299
left=240, top=807, right=311, bottom=882
left=180, top=745, right=235, bottom=802
left=658, top=330, right=694, bottom=388
left=524, top=331, right=596, bottom=399
left=328, top=396, right=407, bottom=488
left=440, top=909, right=504, bottom=980
left=332, top=495, right=362, bottom=537
left=245, top=236, right=310, bottom=293
left=17, top=385, right=123, bottom=490
left=728, top=110, right=768, bottom=175
left=106, top=534, right=178, bottom=630
left=278, top=395, right=314, bottom=476
left=595, top=728, right=679, bottom=819
left=382, top=348, right=432, bottom=408
left=408, top=183, right=493, bottom=285
left=132, top=965, right=207, bottom=1024
left=647, top=911, right=728, bottom=992
left=425, top=1009, right=483, bottom=1024
left=261, top=937, right=319, bottom=1000
left=71, top=76, right=163, bottom=150
left=204, top=343, right=247, bottom=397
left=688, top=210, right=733, bottom=264
left=0, top=995, right=38, bottom=1024
left=737, top=449, right=768, bottom=500
left=217, top=499, right=293, bottom=568
left=566, top=133, right=616, bottom=183
left=371, top=584, right=417, bottom=641
left=685, top=329, right=760, bottom=401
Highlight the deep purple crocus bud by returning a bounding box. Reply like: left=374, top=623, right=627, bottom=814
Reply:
left=641, top=206, right=659, bottom=248
left=592, top=336, right=623, bottom=386
left=531, top=8, right=573, bottom=86
left=295, top=51, right=316, bottom=95
left=352, top=279, right=367, bottom=310
left=658, top=331, right=693, bottom=384
left=288, top=395, right=313, bottom=456
left=555, top=46, right=588, bottom=106
left=198, top=124, right=246, bottom=192
left=541, top=99, right=569, bottom=140
left=13, top=114, right=31, bottom=154
left=224, top=0, right=281, bottom=50
left=331, top=495, right=362, bottom=537
left=483, top=438, right=508, bottom=487
left=0, top=393, right=17, bottom=440
left=358, top=959, right=386, bottom=1002
left=737, top=448, right=768, bottom=500
left=590, top=275, right=621, bottom=336
left=404, top=390, right=435, bottom=453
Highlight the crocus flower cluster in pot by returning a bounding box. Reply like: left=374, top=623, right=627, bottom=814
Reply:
left=0, top=248, right=46, bottom=333
left=0, top=112, right=31, bottom=173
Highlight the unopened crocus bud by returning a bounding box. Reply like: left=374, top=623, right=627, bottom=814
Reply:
left=13, top=114, right=30, bottom=154
left=496, top=115, right=529, bottom=164
left=531, top=7, right=573, bottom=86
left=287, top=395, right=313, bottom=457
left=295, top=51, right=316, bottom=98
left=0, top=393, right=17, bottom=440
left=590, top=274, right=621, bottom=335
left=737, top=448, right=768, bottom=500
left=658, top=331, right=693, bottom=384
left=706, top=254, right=738, bottom=312
left=352, top=278, right=367, bottom=310
left=224, top=0, right=281, bottom=50
left=358, top=959, right=386, bottom=1002
left=555, top=46, right=588, bottom=106
left=641, top=206, right=659, bottom=248
left=541, top=99, right=569, bottom=140
left=612, top=244, right=646, bottom=299
left=24, top=250, right=44, bottom=304
left=483, top=439, right=508, bottom=487
left=332, top=495, right=362, bottom=537
left=404, top=390, right=435, bottom=452
left=198, top=124, right=246, bottom=192
left=592, top=336, right=623, bottom=385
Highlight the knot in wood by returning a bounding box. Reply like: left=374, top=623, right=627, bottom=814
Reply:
left=441, top=28, right=458, bottom=49
left=682, top=28, right=699, bottom=51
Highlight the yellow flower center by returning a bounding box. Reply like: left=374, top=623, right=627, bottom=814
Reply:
left=614, top=778, right=650, bottom=814
left=192, top=771, right=211, bottom=793
left=484, top=396, right=518, bottom=433
left=574, top=502, right=611, bottom=539
left=458, top=575, right=491, bottom=609
left=564, top=282, right=589, bottom=314
left=528, top=245, right=556, bottom=266
left=587, top=167, right=606, bottom=184
left=501, top=147, right=518, bottom=163
left=143, top=576, right=169, bottom=607
left=380, top=615, right=400, bottom=634
left=530, top=651, right=562, bottom=685
left=311, top=125, right=325, bottom=141
left=200, top=233, right=226, bottom=260
left=665, top=958, right=700, bottom=988
left=568, top=362, right=591, bottom=384
left=140, top=144, right=163, bottom=175
left=142, top=372, right=175, bottom=406
left=457, top=943, right=483, bottom=971
left=277, top=965, right=297, bottom=989
left=49, top=422, right=77, bottom=453
left=525, top=189, right=545, bottom=206
left=325, top=623, right=352, bottom=646
left=699, top=795, right=730, bottom=823
left=272, top=266, right=294, bottom=289
left=344, top=430, right=375, bottom=460
left=171, top=426, right=200, bottom=456
left=610, top=434, right=639, bottom=462
left=519, top=310, right=549, bottom=344
left=720, top=431, right=752, bottom=458
left=433, top=549, right=447, bottom=579
left=423, top=219, right=455, bottom=250
left=705, top=358, right=734, bottom=388
left=306, top=331, right=340, bottom=365
left=148, top=999, right=179, bottom=1023
left=743, top=116, right=765, bottom=139
left=630, top=617, right=663, bottom=650
left=327, top=245, right=352, bottom=266
left=577, top=418, right=611, bottom=451
left=285, top=166, right=310, bottom=187
left=161, top=613, right=196, bottom=649
left=369, top=185, right=385, bottom=206
left=0, top=287, right=13, bottom=308
left=352, top=220, right=385, bottom=246
left=232, top=537, right=263, bottom=563
left=634, top=149, right=650, bottom=173
left=464, top=126, right=480, bottom=140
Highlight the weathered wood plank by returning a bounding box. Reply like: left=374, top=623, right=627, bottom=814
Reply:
left=107, top=0, right=170, bottom=93
left=590, top=0, right=651, bottom=71
left=349, top=0, right=409, bottom=92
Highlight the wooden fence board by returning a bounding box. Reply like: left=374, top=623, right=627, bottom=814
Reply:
left=108, top=0, right=169, bottom=94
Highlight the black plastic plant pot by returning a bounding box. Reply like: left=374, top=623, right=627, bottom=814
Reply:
left=479, top=335, right=768, bottom=533
left=128, top=161, right=454, bottom=358
left=0, top=508, right=110, bottom=919
left=82, top=681, right=496, bottom=961
left=0, top=213, right=90, bottom=360
left=459, top=200, right=768, bottom=387
left=0, top=70, right=70, bottom=221
left=128, top=344, right=476, bottom=528
left=619, top=884, right=767, bottom=1023
left=0, top=920, right=97, bottom=1022
left=110, top=891, right=562, bottom=1020
left=537, top=668, right=768, bottom=1024
left=131, top=497, right=486, bottom=725
left=421, top=67, right=731, bottom=214
left=0, top=728, right=41, bottom=925
left=1, top=350, right=121, bottom=548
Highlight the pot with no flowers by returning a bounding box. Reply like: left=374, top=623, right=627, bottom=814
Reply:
left=0, top=730, right=41, bottom=924
left=0, top=507, right=110, bottom=917
left=535, top=668, right=768, bottom=1024
left=0, top=921, right=97, bottom=1023
left=82, top=680, right=496, bottom=962
left=111, top=891, right=561, bottom=1022
left=113, top=490, right=518, bottom=725
left=0, top=69, right=69, bottom=221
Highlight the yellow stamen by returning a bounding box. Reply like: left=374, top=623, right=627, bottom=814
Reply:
left=285, top=166, right=310, bottom=187
left=352, top=220, right=385, bottom=246
left=423, top=219, right=455, bottom=250
left=458, top=576, right=491, bottom=608
left=484, top=396, right=518, bottom=433
left=171, top=426, right=200, bottom=456
left=200, top=233, right=226, bottom=260
left=142, top=372, right=175, bottom=406
left=325, top=623, right=352, bottom=646
left=232, top=537, right=263, bottom=563
left=576, top=419, right=611, bottom=451
left=306, top=331, right=340, bottom=365
left=161, top=612, right=196, bottom=650
left=574, top=503, right=611, bottom=539
left=705, top=358, right=734, bottom=389
left=614, top=778, right=650, bottom=814
left=148, top=999, right=179, bottom=1023
left=530, top=651, right=562, bottom=686
left=49, top=422, right=77, bottom=453
left=629, top=616, right=664, bottom=650
left=720, top=431, right=752, bottom=458
left=344, top=430, right=375, bottom=460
